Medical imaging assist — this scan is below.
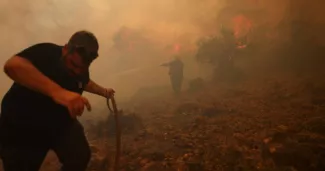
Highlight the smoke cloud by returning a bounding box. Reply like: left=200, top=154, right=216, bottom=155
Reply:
left=0, top=0, right=324, bottom=101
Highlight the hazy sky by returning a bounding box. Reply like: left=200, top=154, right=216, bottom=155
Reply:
left=0, top=0, right=323, bottom=103
left=0, top=0, right=227, bottom=102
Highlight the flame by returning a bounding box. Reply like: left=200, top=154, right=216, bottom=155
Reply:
left=230, top=14, right=253, bottom=49
left=232, top=14, right=252, bottom=39
left=173, top=44, right=181, bottom=53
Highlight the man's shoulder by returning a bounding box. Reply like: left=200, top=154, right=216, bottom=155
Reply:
left=16, top=42, right=62, bottom=58
left=28, top=42, right=62, bottom=50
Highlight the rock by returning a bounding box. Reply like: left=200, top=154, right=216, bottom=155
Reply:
left=140, top=158, right=150, bottom=166
left=263, top=137, right=272, bottom=144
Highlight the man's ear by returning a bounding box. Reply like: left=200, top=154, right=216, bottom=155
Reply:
left=62, top=44, right=73, bottom=55
left=62, top=44, right=69, bottom=55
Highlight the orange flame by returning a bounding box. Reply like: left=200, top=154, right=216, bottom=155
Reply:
left=173, top=44, right=181, bottom=53
left=232, top=14, right=252, bottom=39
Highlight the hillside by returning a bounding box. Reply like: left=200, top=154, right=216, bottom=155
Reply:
left=81, top=67, right=325, bottom=171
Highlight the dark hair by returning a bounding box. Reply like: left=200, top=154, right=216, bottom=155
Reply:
left=68, top=30, right=99, bottom=64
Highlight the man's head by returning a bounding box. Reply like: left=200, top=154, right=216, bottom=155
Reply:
left=174, top=55, right=181, bottom=61
left=62, top=30, right=99, bottom=76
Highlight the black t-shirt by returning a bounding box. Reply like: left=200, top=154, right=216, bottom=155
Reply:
left=0, top=43, right=89, bottom=144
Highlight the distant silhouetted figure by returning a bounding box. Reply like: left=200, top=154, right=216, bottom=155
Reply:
left=161, top=57, right=184, bottom=95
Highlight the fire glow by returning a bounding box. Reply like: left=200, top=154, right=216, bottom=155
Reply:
left=232, top=14, right=252, bottom=39
left=173, top=44, right=181, bottom=53
left=232, top=14, right=252, bottom=49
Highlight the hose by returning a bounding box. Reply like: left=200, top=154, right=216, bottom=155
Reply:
left=106, top=92, right=121, bottom=171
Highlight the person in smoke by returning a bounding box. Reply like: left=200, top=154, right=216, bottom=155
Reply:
left=161, top=56, right=184, bottom=95
left=0, top=30, right=115, bottom=171
left=218, top=28, right=237, bottom=71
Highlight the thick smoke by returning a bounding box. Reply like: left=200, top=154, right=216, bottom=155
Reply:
left=0, top=0, right=324, bottom=101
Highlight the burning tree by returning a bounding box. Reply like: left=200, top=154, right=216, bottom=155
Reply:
left=195, top=27, right=250, bottom=81
left=195, top=1, right=258, bottom=80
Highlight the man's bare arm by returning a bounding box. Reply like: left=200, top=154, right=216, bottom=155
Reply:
left=84, top=80, right=108, bottom=97
left=4, top=56, right=63, bottom=98
left=160, top=62, right=170, bottom=67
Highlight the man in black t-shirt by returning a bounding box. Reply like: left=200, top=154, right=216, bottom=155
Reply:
left=0, top=31, right=115, bottom=171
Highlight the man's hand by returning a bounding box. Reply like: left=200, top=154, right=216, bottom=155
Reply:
left=51, top=89, right=91, bottom=118
left=84, top=80, right=115, bottom=98
left=105, top=88, right=115, bottom=99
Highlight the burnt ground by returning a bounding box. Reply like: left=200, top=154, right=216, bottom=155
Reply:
left=84, top=70, right=325, bottom=171
left=1, top=69, right=325, bottom=171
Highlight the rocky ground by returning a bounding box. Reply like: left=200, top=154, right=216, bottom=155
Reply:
left=83, top=70, right=325, bottom=171
left=1, top=68, right=325, bottom=171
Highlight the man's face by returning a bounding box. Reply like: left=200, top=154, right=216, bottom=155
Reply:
left=62, top=45, right=98, bottom=76
left=64, top=51, right=89, bottom=76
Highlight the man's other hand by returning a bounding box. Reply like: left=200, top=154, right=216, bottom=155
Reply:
left=51, top=89, right=92, bottom=118
left=105, top=88, right=115, bottom=98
